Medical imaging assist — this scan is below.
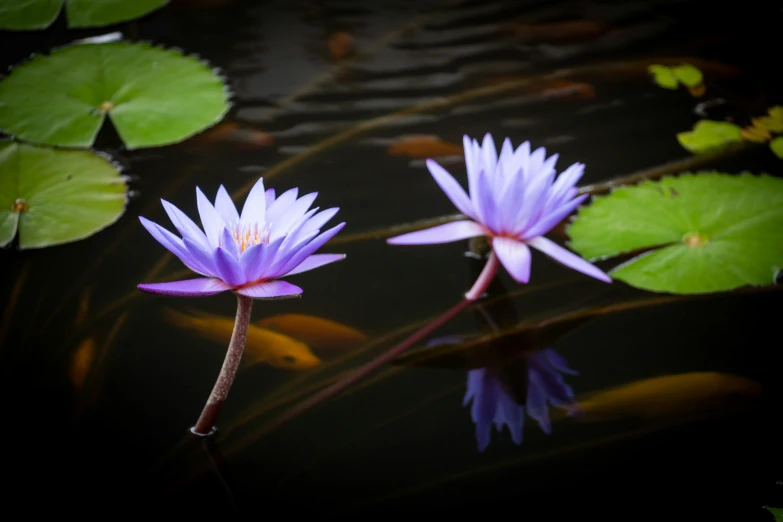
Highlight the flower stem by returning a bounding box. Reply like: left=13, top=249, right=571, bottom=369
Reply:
left=255, top=252, right=500, bottom=438
left=191, top=294, right=253, bottom=436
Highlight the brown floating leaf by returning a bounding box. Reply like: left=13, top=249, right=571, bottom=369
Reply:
left=510, top=20, right=610, bottom=44
left=688, top=84, right=706, bottom=97
left=387, top=135, right=465, bottom=159
left=739, top=124, right=772, bottom=143
left=194, top=122, right=275, bottom=148
left=328, top=31, right=354, bottom=61
left=256, top=314, right=367, bottom=350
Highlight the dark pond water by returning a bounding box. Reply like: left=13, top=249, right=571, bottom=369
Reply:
left=2, top=0, right=782, bottom=518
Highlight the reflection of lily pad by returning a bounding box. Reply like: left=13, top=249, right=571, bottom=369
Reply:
left=0, top=141, right=128, bottom=249
left=0, top=0, right=167, bottom=30
left=648, top=65, right=678, bottom=89
left=567, top=173, right=783, bottom=294
left=677, top=120, right=742, bottom=154
left=671, top=64, right=703, bottom=88
left=0, top=41, right=230, bottom=149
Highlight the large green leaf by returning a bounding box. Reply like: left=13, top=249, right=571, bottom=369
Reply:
left=0, top=141, right=127, bottom=249
left=0, top=0, right=167, bottom=30
left=677, top=120, right=743, bottom=154
left=771, top=137, right=783, bottom=159
left=767, top=507, right=783, bottom=522
left=0, top=41, right=230, bottom=149
left=0, top=0, right=61, bottom=30
left=566, top=172, right=783, bottom=294
left=671, top=64, right=703, bottom=88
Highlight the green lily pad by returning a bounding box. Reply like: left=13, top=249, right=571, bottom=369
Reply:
left=0, top=141, right=128, bottom=249
left=566, top=172, right=783, bottom=294
left=0, top=0, right=167, bottom=30
left=648, top=64, right=678, bottom=89
left=0, top=41, right=230, bottom=149
left=671, top=64, right=703, bottom=88
left=771, top=137, right=783, bottom=159
left=677, top=120, right=743, bottom=154
left=767, top=507, right=783, bottom=522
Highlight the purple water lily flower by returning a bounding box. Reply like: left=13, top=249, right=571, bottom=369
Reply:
left=387, top=133, right=610, bottom=284
left=464, top=348, right=579, bottom=452
left=137, top=177, right=346, bottom=299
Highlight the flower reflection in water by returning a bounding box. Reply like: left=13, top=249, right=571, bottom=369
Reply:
left=464, top=348, right=580, bottom=452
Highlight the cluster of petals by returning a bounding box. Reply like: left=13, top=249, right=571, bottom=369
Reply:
left=388, top=133, right=610, bottom=284
left=137, top=178, right=345, bottom=299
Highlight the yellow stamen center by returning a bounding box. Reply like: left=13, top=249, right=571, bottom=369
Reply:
left=230, top=222, right=271, bottom=253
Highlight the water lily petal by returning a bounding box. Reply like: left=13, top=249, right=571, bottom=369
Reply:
left=498, top=394, right=525, bottom=445
left=240, top=177, right=267, bottom=227
left=266, top=187, right=299, bottom=226
left=241, top=237, right=284, bottom=283
left=196, top=187, right=225, bottom=249
left=526, top=369, right=553, bottom=434
left=139, top=217, right=208, bottom=275
left=473, top=170, right=501, bottom=232
left=265, top=187, right=276, bottom=208
left=300, top=207, right=339, bottom=236
left=183, top=238, right=218, bottom=277
left=220, top=226, right=240, bottom=259
left=493, top=237, right=532, bottom=283
left=283, top=253, right=346, bottom=276
left=276, top=208, right=319, bottom=258
left=270, top=192, right=317, bottom=239
left=213, top=246, right=245, bottom=286
left=426, top=159, right=476, bottom=219
left=235, top=280, right=303, bottom=299
left=481, top=132, right=497, bottom=176
left=546, top=162, right=584, bottom=209
left=273, top=222, right=346, bottom=277
left=522, top=193, right=588, bottom=239
left=138, top=278, right=231, bottom=297
left=543, top=348, right=579, bottom=375
left=386, top=220, right=485, bottom=245
left=160, top=199, right=210, bottom=249
left=214, top=185, right=240, bottom=225
left=528, top=236, right=611, bottom=283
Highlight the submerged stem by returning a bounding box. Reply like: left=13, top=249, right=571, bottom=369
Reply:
left=255, top=252, right=500, bottom=438
left=191, top=294, right=253, bottom=436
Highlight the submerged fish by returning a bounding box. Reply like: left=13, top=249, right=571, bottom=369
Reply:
left=565, top=372, right=762, bottom=422
left=165, top=309, right=321, bottom=370
left=256, top=314, right=366, bottom=350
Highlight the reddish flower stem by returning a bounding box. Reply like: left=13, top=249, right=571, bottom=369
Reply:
left=255, top=252, right=500, bottom=438
left=191, top=294, right=253, bottom=436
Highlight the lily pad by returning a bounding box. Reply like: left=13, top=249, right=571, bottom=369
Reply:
left=771, top=137, right=783, bottom=159
left=566, top=172, right=783, bottom=294
left=671, top=64, right=703, bottom=88
left=677, top=120, right=742, bottom=154
left=0, top=41, right=230, bottom=149
left=0, top=0, right=167, bottom=30
left=648, top=65, right=678, bottom=89
left=767, top=507, right=783, bottom=522
left=0, top=141, right=128, bottom=249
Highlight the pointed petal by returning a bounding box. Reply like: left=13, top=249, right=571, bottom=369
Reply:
left=219, top=226, right=241, bottom=259
left=137, top=278, right=230, bottom=297
left=473, top=171, right=500, bottom=232
left=527, top=146, right=547, bottom=177
left=214, top=185, right=239, bottom=225
left=481, top=133, right=497, bottom=176
left=269, top=192, right=317, bottom=239
left=161, top=200, right=209, bottom=249
left=265, top=187, right=299, bottom=225
left=183, top=238, right=218, bottom=277
left=463, top=134, right=478, bottom=185
left=493, top=237, right=532, bottom=284
left=522, top=193, right=588, bottom=239
left=283, top=253, right=346, bottom=276
left=265, top=187, right=276, bottom=208
left=241, top=237, right=284, bottom=283
left=240, top=177, right=267, bottom=227
left=543, top=348, right=579, bottom=375
left=275, top=207, right=319, bottom=259
left=499, top=395, right=525, bottom=445
left=213, top=246, right=245, bottom=286
left=526, top=370, right=553, bottom=435
left=547, top=163, right=585, bottom=208
left=386, top=220, right=485, bottom=245
left=235, top=280, right=303, bottom=299
left=196, top=187, right=225, bottom=249
left=300, top=207, right=339, bottom=236
left=426, top=159, right=476, bottom=219
left=271, top=222, right=345, bottom=277
left=528, top=236, right=611, bottom=283
left=139, top=217, right=208, bottom=275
